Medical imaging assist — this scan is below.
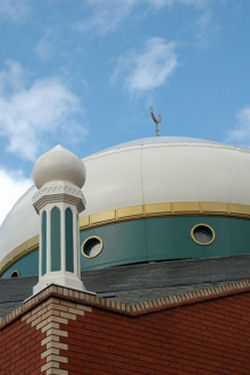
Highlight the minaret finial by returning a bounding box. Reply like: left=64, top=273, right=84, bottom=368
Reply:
left=150, top=107, right=161, bottom=137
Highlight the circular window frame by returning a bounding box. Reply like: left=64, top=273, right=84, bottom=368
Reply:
left=81, top=236, right=104, bottom=258
left=191, top=223, right=215, bottom=246
left=10, top=269, right=20, bottom=278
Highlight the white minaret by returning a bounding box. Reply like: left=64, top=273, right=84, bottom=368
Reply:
left=32, top=145, right=86, bottom=295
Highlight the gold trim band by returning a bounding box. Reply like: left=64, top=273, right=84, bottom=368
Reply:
left=79, top=201, right=250, bottom=230
left=1, top=201, right=250, bottom=276
left=0, top=235, right=38, bottom=277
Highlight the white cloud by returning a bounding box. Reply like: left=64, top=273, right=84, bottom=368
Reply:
left=79, top=0, right=208, bottom=35
left=227, top=107, right=250, bottom=147
left=34, top=27, right=61, bottom=62
left=0, top=0, right=29, bottom=22
left=79, top=0, right=221, bottom=47
left=78, top=0, right=135, bottom=35
left=35, top=35, right=54, bottom=62
left=0, top=60, right=85, bottom=161
left=147, top=0, right=207, bottom=7
left=113, top=37, right=178, bottom=93
left=0, top=168, right=32, bottom=225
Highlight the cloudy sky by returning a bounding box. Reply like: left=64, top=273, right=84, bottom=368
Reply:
left=0, top=0, right=249, bottom=224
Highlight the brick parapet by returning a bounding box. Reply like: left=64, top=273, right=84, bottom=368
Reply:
left=20, top=296, right=93, bottom=375
left=0, top=281, right=249, bottom=374
left=56, top=293, right=250, bottom=375
left=59, top=292, right=250, bottom=375
left=0, top=315, right=46, bottom=374
left=1, top=279, right=250, bottom=330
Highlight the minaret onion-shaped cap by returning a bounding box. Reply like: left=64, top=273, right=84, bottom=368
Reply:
left=32, top=145, right=86, bottom=189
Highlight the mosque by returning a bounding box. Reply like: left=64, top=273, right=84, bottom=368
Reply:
left=0, top=119, right=249, bottom=374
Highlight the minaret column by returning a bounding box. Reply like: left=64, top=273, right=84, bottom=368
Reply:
left=32, top=145, right=86, bottom=295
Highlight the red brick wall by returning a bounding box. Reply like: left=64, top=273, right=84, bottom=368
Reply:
left=0, top=317, right=45, bottom=375
left=60, top=292, right=250, bottom=375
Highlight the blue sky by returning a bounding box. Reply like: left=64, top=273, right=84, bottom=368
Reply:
left=0, top=0, right=250, bottom=224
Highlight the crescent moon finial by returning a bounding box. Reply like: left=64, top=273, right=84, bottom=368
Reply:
left=150, top=107, right=161, bottom=137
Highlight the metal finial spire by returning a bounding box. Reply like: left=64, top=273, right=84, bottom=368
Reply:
left=150, top=107, right=162, bottom=137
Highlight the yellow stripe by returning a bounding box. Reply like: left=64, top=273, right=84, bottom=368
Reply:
left=0, top=235, right=39, bottom=277
left=79, top=201, right=250, bottom=229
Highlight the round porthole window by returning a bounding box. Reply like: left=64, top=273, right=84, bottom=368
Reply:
left=82, top=236, right=103, bottom=258
left=191, top=224, right=215, bottom=246
left=10, top=270, right=20, bottom=278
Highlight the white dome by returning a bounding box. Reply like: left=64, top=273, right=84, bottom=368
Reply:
left=1, top=136, right=250, bottom=263
left=33, top=145, right=86, bottom=189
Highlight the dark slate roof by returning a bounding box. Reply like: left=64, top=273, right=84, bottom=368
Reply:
left=0, top=276, right=36, bottom=317
left=1, top=255, right=250, bottom=317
